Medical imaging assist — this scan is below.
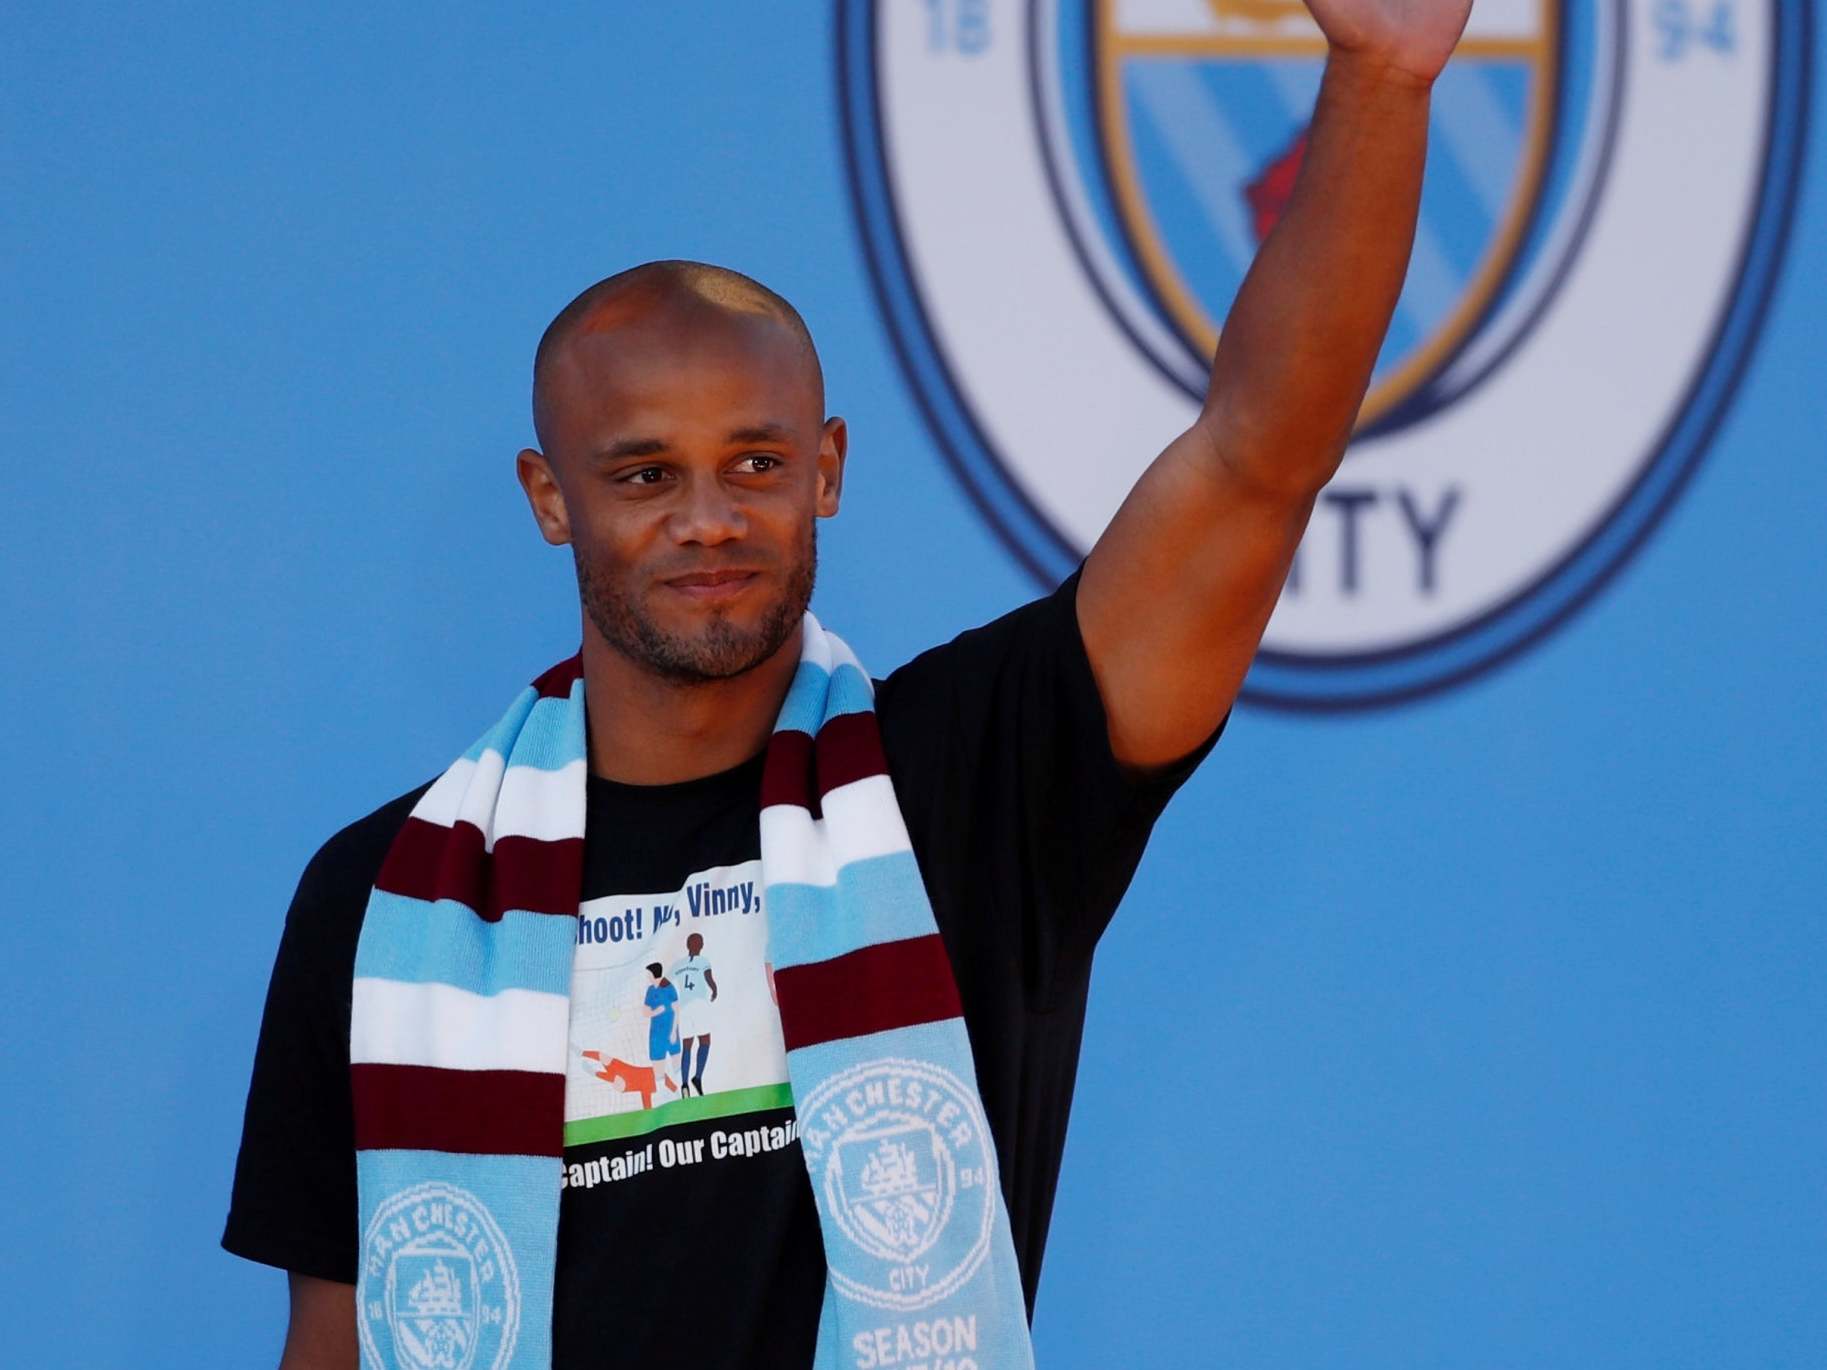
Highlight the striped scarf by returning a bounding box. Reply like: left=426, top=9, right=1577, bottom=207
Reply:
left=348, top=615, right=1036, bottom=1370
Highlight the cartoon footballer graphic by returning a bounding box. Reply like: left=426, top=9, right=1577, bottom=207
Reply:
left=581, top=962, right=683, bottom=1110
left=670, top=932, right=718, bottom=1096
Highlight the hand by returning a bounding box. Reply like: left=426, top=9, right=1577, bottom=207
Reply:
left=1302, top=0, right=1474, bottom=86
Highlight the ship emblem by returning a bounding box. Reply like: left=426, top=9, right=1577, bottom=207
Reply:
left=836, top=1126, right=950, bottom=1260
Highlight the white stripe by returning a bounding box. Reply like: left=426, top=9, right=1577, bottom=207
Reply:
left=351, top=978, right=570, bottom=1074
left=412, top=754, right=494, bottom=828
left=760, top=804, right=838, bottom=887
left=495, top=757, right=586, bottom=845
left=760, top=775, right=912, bottom=888
left=408, top=755, right=585, bottom=849
left=823, top=774, right=914, bottom=868
left=800, top=611, right=834, bottom=674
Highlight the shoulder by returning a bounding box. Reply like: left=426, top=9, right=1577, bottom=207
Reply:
left=876, top=569, right=1074, bottom=690
left=874, top=566, right=1082, bottom=707
left=279, top=777, right=437, bottom=974
left=299, top=779, right=434, bottom=906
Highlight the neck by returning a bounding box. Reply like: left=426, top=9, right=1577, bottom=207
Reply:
left=579, top=618, right=802, bottom=785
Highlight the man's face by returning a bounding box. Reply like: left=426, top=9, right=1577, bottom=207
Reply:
left=520, top=304, right=844, bottom=683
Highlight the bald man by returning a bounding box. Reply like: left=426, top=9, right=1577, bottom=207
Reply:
left=224, top=5, right=1471, bottom=1363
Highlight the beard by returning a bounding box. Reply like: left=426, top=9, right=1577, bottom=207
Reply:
left=574, top=528, right=817, bottom=684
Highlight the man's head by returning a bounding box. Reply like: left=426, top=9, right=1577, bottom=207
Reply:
left=686, top=932, right=704, bottom=957
left=516, top=261, right=845, bottom=684
left=646, top=962, right=664, bottom=982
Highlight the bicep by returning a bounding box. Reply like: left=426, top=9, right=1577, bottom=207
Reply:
left=279, top=1273, right=356, bottom=1370
left=1079, top=425, right=1316, bottom=768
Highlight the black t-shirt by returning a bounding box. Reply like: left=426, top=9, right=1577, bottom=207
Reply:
left=223, top=567, right=1223, bottom=1367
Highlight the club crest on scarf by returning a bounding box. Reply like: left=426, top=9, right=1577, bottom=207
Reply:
left=358, top=1182, right=522, bottom=1370
left=799, top=1058, right=997, bottom=1311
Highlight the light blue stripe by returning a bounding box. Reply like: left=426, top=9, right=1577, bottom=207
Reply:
left=1484, top=54, right=1529, bottom=126
left=774, top=657, right=831, bottom=736
left=766, top=850, right=937, bottom=970
left=786, top=1020, right=982, bottom=1111
left=355, top=890, right=576, bottom=996
left=1391, top=212, right=1462, bottom=349
left=1415, top=118, right=1497, bottom=278
left=1129, top=61, right=1260, bottom=281
left=459, top=683, right=584, bottom=771
left=1374, top=307, right=1421, bottom=383
left=823, top=662, right=874, bottom=722
left=1257, top=58, right=1322, bottom=124
left=461, top=686, right=538, bottom=762
left=506, top=686, right=585, bottom=770
left=356, top=1151, right=558, bottom=1369
left=1432, top=63, right=1524, bottom=216
left=1125, top=85, right=1247, bottom=321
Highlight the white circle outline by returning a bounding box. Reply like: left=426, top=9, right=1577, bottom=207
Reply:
left=356, top=1180, right=522, bottom=1370
left=798, top=1057, right=998, bottom=1311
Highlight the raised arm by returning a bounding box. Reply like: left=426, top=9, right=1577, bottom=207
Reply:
left=1077, top=1, right=1472, bottom=767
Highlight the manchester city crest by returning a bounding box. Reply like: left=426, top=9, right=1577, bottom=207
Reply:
left=839, top=0, right=1809, bottom=707
left=798, top=1058, right=997, bottom=1310
left=834, top=1120, right=955, bottom=1261
left=358, top=1182, right=521, bottom=1370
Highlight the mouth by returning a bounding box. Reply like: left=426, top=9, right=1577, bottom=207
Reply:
left=663, top=569, right=762, bottom=603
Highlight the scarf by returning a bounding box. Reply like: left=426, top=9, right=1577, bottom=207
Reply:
left=347, top=613, right=1037, bottom=1370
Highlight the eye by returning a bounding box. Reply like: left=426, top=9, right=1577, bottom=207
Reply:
left=736, top=453, right=782, bottom=474
left=618, top=465, right=668, bottom=485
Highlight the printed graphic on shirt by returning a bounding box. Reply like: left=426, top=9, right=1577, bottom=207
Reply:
left=564, top=859, right=791, bottom=1150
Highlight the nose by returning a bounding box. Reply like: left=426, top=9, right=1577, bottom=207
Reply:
left=668, top=473, right=747, bottom=547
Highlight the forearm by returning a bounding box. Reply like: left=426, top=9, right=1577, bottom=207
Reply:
left=279, top=1273, right=356, bottom=1369
left=1200, top=52, right=1433, bottom=497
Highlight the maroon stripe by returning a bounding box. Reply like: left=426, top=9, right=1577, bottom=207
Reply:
left=377, top=817, right=582, bottom=919
left=814, top=711, right=889, bottom=798
left=532, top=654, right=583, bottom=699
left=775, top=934, right=963, bottom=1052
left=760, top=730, right=815, bottom=813
left=378, top=817, right=481, bottom=907
left=352, top=1063, right=565, bottom=1156
left=488, top=833, right=584, bottom=920
left=759, top=715, right=889, bottom=817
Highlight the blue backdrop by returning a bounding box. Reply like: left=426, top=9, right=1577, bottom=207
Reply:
left=3, top=3, right=1822, bottom=1365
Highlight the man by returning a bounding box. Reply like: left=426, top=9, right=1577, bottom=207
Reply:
left=670, top=932, right=718, bottom=1096
left=223, top=5, right=1470, bottom=1365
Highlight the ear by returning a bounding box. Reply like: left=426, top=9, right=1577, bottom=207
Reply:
left=815, top=417, right=848, bottom=518
left=516, top=448, right=572, bottom=546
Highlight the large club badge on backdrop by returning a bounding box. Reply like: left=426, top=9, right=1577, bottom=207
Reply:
left=839, top=0, right=1809, bottom=708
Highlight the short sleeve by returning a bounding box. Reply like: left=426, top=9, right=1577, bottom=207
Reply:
left=220, top=782, right=429, bottom=1283
left=875, top=563, right=1225, bottom=1009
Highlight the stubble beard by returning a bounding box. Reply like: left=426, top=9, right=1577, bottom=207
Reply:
left=574, top=529, right=817, bottom=684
